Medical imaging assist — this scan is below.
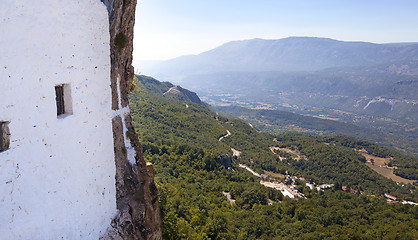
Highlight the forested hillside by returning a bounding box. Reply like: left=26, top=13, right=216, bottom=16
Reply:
left=129, top=76, right=417, bottom=239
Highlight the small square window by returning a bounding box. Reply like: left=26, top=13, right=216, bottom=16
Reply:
left=55, top=84, right=72, bottom=117
left=0, top=121, right=10, bottom=152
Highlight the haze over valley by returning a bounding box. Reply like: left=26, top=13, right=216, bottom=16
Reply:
left=138, top=37, right=418, bottom=156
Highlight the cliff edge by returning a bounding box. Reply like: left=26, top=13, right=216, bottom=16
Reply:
left=101, top=0, right=162, bottom=239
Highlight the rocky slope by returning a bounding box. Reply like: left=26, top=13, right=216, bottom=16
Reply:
left=136, top=75, right=202, bottom=105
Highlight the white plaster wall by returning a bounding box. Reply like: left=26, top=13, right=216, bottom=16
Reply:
left=0, top=1, right=117, bottom=239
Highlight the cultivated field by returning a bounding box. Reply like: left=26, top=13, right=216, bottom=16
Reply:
left=357, top=150, right=415, bottom=184
left=366, top=163, right=415, bottom=185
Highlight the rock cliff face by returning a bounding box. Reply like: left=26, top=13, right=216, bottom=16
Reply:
left=101, top=0, right=162, bottom=239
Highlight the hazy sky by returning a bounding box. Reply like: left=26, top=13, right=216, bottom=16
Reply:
left=133, top=0, right=418, bottom=61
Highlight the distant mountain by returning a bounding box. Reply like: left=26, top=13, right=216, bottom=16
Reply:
left=140, top=37, right=418, bottom=77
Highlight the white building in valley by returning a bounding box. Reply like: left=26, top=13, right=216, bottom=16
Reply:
left=0, top=1, right=118, bottom=239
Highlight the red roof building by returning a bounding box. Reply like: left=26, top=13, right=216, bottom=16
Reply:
left=384, top=193, right=397, bottom=201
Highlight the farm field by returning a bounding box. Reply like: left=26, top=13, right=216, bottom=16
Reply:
left=365, top=163, right=415, bottom=185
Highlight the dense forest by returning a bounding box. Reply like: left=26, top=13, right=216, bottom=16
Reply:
left=129, top=75, right=418, bottom=239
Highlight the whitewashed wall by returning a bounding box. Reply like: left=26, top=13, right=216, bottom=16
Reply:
left=0, top=1, right=117, bottom=239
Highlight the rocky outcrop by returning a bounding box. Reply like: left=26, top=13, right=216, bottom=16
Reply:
left=100, top=0, right=162, bottom=239
left=136, top=75, right=203, bottom=105
left=217, top=154, right=232, bottom=168
left=167, top=86, right=203, bottom=105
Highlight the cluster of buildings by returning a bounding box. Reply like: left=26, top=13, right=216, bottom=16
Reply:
left=237, top=164, right=417, bottom=206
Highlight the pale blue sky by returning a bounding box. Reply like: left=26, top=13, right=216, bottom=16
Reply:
left=134, top=0, right=418, bottom=61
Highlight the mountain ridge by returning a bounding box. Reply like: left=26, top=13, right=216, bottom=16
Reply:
left=140, top=37, right=418, bottom=77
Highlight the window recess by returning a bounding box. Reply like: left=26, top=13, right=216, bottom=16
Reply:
left=0, top=121, right=10, bottom=152
left=55, top=84, right=72, bottom=117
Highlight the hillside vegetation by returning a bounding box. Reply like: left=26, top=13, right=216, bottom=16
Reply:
left=129, top=76, right=417, bottom=239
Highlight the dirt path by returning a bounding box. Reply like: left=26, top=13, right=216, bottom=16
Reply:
left=270, top=146, right=305, bottom=160
left=238, top=164, right=260, bottom=177
left=222, top=191, right=235, bottom=205
left=163, top=86, right=177, bottom=95
left=260, top=181, right=297, bottom=199
left=218, top=130, right=231, bottom=141
left=270, top=147, right=285, bottom=161
left=239, top=164, right=304, bottom=199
